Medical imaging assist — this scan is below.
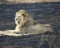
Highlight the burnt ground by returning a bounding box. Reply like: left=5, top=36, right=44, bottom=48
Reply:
left=0, top=2, right=60, bottom=48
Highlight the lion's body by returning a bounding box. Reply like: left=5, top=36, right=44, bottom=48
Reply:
left=14, top=9, right=53, bottom=34
left=25, top=24, right=53, bottom=34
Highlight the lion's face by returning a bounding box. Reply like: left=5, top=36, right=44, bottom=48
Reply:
left=15, top=10, right=29, bottom=25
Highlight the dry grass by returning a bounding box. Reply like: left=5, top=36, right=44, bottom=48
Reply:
left=0, top=0, right=60, bottom=4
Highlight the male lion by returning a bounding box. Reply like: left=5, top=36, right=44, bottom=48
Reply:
left=14, top=9, right=53, bottom=34
left=0, top=9, right=53, bottom=36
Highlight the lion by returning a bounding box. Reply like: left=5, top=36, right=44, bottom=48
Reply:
left=0, top=9, right=53, bottom=36
left=14, top=9, right=53, bottom=35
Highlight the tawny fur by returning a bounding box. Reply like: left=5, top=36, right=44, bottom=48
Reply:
left=14, top=9, right=53, bottom=34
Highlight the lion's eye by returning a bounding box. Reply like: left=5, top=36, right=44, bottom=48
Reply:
left=18, top=16, right=21, bottom=19
left=15, top=16, right=21, bottom=20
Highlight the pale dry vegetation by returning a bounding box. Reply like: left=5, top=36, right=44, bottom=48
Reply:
left=0, top=0, right=60, bottom=4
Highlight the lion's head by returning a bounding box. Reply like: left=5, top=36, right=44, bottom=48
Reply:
left=15, top=9, right=35, bottom=26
